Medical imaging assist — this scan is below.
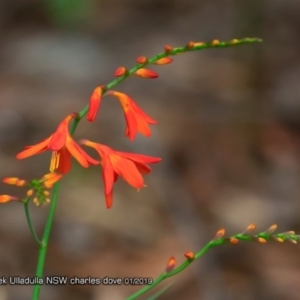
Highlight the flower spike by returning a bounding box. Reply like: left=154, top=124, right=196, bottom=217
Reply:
left=80, top=140, right=161, bottom=208
left=135, top=68, right=158, bottom=78
left=16, top=113, right=99, bottom=173
left=107, top=91, right=157, bottom=141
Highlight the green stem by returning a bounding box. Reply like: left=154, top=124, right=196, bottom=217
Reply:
left=24, top=200, right=42, bottom=245
left=32, top=182, right=60, bottom=300
left=127, top=230, right=300, bottom=300
left=126, top=242, right=214, bottom=300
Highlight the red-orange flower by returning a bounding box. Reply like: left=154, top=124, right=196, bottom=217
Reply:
left=0, top=195, right=18, bottom=203
left=107, top=90, right=157, bottom=141
left=16, top=113, right=99, bottom=173
left=87, top=86, right=104, bottom=122
left=80, top=140, right=161, bottom=208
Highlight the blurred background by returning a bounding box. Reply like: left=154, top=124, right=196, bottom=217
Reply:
left=1, top=0, right=300, bottom=299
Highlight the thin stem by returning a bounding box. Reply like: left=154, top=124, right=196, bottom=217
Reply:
left=127, top=229, right=300, bottom=300
left=32, top=182, right=60, bottom=300
left=70, top=38, right=262, bottom=133
left=126, top=243, right=213, bottom=300
left=23, top=200, right=42, bottom=245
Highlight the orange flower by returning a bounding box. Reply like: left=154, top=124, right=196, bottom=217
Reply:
left=16, top=113, right=99, bottom=173
left=87, top=86, right=104, bottom=122
left=107, top=91, right=157, bottom=141
left=0, top=195, right=18, bottom=203
left=80, top=140, right=161, bottom=208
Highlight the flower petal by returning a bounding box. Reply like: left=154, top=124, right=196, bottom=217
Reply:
left=135, top=162, right=151, bottom=174
left=16, top=136, right=51, bottom=159
left=109, top=154, right=144, bottom=189
left=129, top=100, right=157, bottom=124
left=124, top=108, right=138, bottom=141
left=114, top=151, right=161, bottom=164
left=48, top=114, right=76, bottom=151
left=101, top=155, right=115, bottom=196
left=57, top=146, right=72, bottom=174
left=105, top=190, right=113, bottom=209
left=65, top=136, right=89, bottom=168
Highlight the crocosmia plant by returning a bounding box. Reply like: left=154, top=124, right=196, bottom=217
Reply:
left=2, top=37, right=299, bottom=300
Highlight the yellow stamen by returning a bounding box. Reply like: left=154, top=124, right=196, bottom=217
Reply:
left=50, top=151, right=60, bottom=172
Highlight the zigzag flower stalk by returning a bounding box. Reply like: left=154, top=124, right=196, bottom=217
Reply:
left=16, top=113, right=99, bottom=173
left=0, top=37, right=263, bottom=300
left=80, top=140, right=161, bottom=208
